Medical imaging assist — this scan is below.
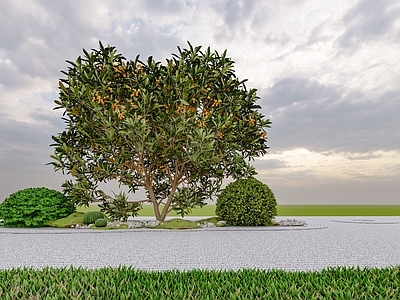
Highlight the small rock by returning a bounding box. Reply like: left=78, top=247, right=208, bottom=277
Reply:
left=146, top=221, right=159, bottom=227
left=217, top=220, right=227, bottom=226
left=278, top=219, right=306, bottom=226
left=201, top=222, right=216, bottom=228
left=127, top=221, right=143, bottom=228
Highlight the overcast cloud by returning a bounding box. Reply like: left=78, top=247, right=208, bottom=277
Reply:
left=0, top=0, right=399, bottom=205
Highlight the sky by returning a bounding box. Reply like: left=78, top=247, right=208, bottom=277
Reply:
left=0, top=0, right=399, bottom=205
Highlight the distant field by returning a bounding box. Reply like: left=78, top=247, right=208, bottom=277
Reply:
left=277, top=205, right=400, bottom=216
left=77, top=204, right=216, bottom=216
left=77, top=204, right=400, bottom=216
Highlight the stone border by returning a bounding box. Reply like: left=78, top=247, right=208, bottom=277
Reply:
left=0, top=224, right=327, bottom=234
left=198, top=225, right=328, bottom=231
left=330, top=219, right=400, bottom=224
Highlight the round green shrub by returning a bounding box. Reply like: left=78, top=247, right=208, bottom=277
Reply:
left=0, top=187, right=75, bottom=228
left=215, top=178, right=277, bottom=226
left=83, top=211, right=104, bottom=225
left=94, top=218, right=107, bottom=227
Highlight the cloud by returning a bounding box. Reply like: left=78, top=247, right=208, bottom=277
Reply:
left=0, top=121, right=54, bottom=172
left=255, top=148, right=400, bottom=188
left=253, top=158, right=288, bottom=171
left=345, top=152, right=383, bottom=160
left=109, top=21, right=183, bottom=63
left=212, top=0, right=260, bottom=41
left=338, top=0, right=400, bottom=49
left=0, top=1, right=94, bottom=79
left=260, top=77, right=400, bottom=152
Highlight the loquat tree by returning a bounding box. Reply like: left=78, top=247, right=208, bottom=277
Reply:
left=49, top=42, right=270, bottom=221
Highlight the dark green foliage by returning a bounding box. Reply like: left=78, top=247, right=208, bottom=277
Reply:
left=83, top=211, right=104, bottom=225
left=99, top=192, right=142, bottom=222
left=0, top=187, right=75, bottom=228
left=0, top=266, right=398, bottom=299
left=216, top=178, right=277, bottom=226
left=94, top=218, right=107, bottom=227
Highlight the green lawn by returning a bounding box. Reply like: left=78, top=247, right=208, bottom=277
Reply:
left=77, top=203, right=216, bottom=216
left=77, top=204, right=400, bottom=216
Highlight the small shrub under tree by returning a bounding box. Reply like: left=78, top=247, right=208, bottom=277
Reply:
left=83, top=211, right=105, bottom=225
left=0, top=187, right=75, bottom=228
left=216, top=178, right=277, bottom=226
left=94, top=218, right=107, bottom=227
left=98, top=192, right=142, bottom=221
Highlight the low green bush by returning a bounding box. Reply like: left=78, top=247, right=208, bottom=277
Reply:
left=94, top=218, right=107, bottom=227
left=0, top=187, right=75, bottom=228
left=216, top=177, right=277, bottom=226
left=0, top=266, right=398, bottom=299
left=83, top=211, right=104, bottom=225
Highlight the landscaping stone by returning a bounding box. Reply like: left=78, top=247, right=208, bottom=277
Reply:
left=199, top=222, right=216, bottom=228
left=106, top=220, right=161, bottom=229
left=69, top=218, right=309, bottom=229
left=331, top=219, right=400, bottom=224
left=277, top=219, right=307, bottom=226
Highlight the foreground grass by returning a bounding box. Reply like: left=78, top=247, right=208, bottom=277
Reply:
left=77, top=204, right=400, bottom=216
left=0, top=266, right=398, bottom=299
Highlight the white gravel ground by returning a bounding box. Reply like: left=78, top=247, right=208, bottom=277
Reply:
left=0, top=217, right=399, bottom=271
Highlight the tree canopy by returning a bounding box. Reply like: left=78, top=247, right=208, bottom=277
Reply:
left=49, top=42, right=271, bottom=221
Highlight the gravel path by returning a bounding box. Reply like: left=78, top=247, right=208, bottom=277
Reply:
left=0, top=217, right=399, bottom=271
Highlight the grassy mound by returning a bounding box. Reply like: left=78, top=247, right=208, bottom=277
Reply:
left=45, top=212, right=85, bottom=228
left=153, top=218, right=201, bottom=229
left=46, top=214, right=221, bottom=230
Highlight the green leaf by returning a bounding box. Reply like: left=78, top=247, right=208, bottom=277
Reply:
left=179, top=99, right=189, bottom=105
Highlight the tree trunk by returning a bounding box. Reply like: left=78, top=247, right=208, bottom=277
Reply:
left=146, top=168, right=181, bottom=221
left=146, top=184, right=163, bottom=221
left=159, top=181, right=179, bottom=221
left=152, top=201, right=163, bottom=221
